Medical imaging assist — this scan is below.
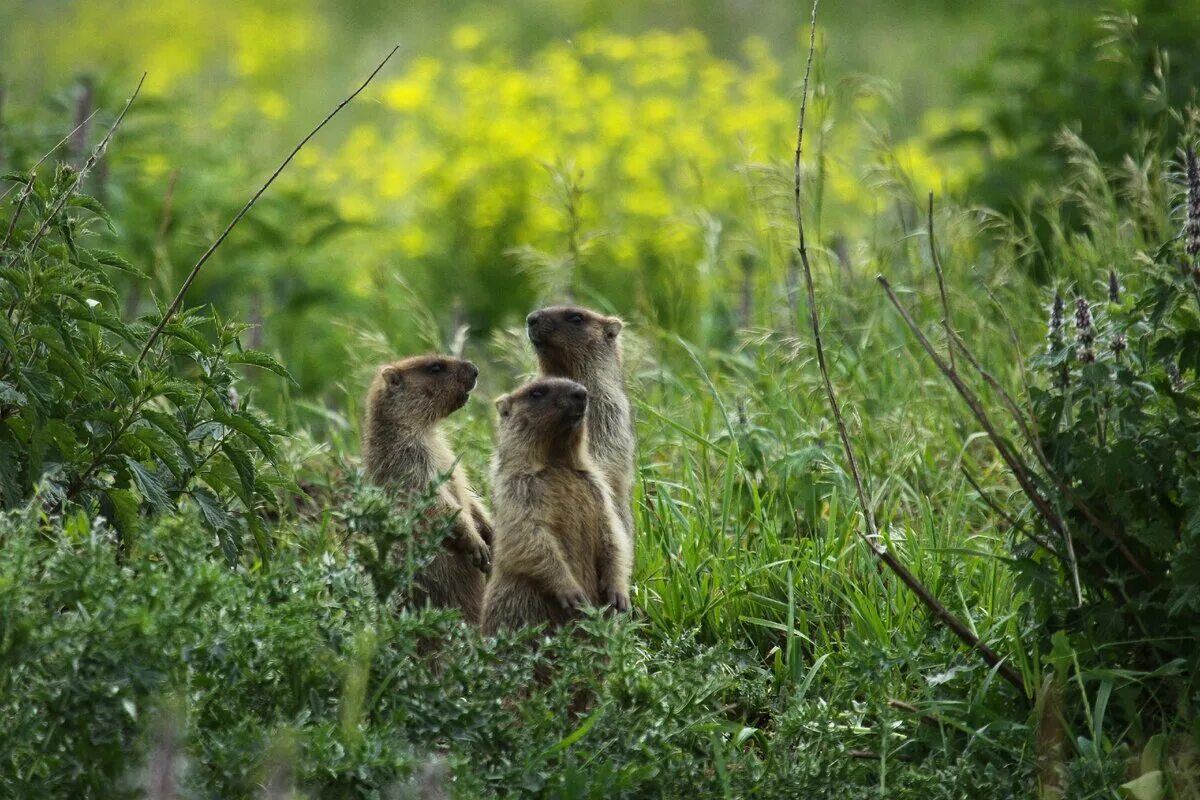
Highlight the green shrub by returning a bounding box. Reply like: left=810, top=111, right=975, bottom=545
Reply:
left=0, top=151, right=290, bottom=562
left=1022, top=146, right=1200, bottom=675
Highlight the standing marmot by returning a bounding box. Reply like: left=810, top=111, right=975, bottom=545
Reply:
left=362, top=355, right=492, bottom=624
left=526, top=306, right=636, bottom=553
left=481, top=377, right=631, bottom=635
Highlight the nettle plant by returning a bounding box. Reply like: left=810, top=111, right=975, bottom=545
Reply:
left=1027, top=146, right=1200, bottom=665
left=0, top=150, right=290, bottom=562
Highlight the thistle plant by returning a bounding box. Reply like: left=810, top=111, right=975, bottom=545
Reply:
left=1185, top=147, right=1200, bottom=259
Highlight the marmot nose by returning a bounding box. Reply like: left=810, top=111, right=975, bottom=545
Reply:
left=526, top=310, right=543, bottom=327
left=465, top=361, right=479, bottom=380
left=570, top=387, right=587, bottom=403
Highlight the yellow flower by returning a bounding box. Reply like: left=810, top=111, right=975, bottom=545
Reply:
left=451, top=25, right=484, bottom=51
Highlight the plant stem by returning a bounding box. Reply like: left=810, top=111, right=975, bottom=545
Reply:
left=138, top=46, right=400, bottom=365
left=791, top=0, right=1025, bottom=694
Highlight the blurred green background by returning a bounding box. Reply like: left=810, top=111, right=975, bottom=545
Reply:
left=2, top=0, right=1196, bottom=413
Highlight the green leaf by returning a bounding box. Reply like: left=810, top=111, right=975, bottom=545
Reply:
left=1119, top=771, right=1164, bottom=800
left=123, top=456, right=173, bottom=513
left=68, top=194, right=115, bottom=233
left=221, top=441, right=256, bottom=504
left=103, top=487, right=141, bottom=535
left=227, top=349, right=294, bottom=382
left=192, top=486, right=234, bottom=532
left=131, top=426, right=185, bottom=480
left=215, top=409, right=279, bottom=461
left=88, top=249, right=145, bottom=277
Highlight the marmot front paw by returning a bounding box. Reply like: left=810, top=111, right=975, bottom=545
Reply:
left=556, top=588, right=588, bottom=610
left=603, top=587, right=630, bottom=613
left=464, top=536, right=491, bottom=574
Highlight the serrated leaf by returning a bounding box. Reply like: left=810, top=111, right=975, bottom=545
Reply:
left=88, top=249, right=145, bottom=277
left=221, top=440, right=256, bottom=504
left=131, top=425, right=185, bottom=480
left=143, top=410, right=191, bottom=457
left=0, top=381, right=26, bottom=407
left=216, top=409, right=278, bottom=461
left=123, top=456, right=173, bottom=513
left=192, top=486, right=234, bottom=531
left=227, top=349, right=294, bottom=382
left=69, top=194, right=115, bottom=233
left=103, top=487, right=141, bottom=535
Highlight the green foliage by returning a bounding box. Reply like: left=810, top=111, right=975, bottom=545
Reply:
left=0, top=159, right=291, bottom=561
left=1024, top=146, right=1200, bottom=673
left=0, top=498, right=1035, bottom=799
left=958, top=0, right=1200, bottom=239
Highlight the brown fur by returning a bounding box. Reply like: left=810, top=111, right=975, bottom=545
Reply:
left=481, top=378, right=632, bottom=635
left=362, top=355, right=492, bottom=624
left=526, top=306, right=636, bottom=555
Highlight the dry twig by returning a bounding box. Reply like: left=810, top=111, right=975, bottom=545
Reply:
left=138, top=46, right=400, bottom=364
left=791, top=1, right=1024, bottom=693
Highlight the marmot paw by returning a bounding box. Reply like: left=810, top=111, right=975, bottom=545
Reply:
left=604, top=588, right=631, bottom=613
left=557, top=588, right=588, bottom=610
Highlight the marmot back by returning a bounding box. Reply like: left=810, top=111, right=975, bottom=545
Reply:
left=526, top=306, right=636, bottom=552
left=482, top=378, right=631, bottom=635
left=362, top=354, right=492, bottom=624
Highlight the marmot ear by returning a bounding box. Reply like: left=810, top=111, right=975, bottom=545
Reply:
left=603, top=318, right=623, bottom=339
left=494, top=394, right=512, bottom=417
left=383, top=366, right=404, bottom=387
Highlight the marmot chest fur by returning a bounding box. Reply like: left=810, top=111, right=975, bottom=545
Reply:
left=482, top=377, right=631, bottom=635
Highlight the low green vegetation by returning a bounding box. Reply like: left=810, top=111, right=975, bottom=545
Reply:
left=2, top=3, right=1200, bottom=798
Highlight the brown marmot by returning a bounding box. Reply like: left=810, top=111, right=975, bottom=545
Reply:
left=362, top=355, right=492, bottom=624
left=526, top=306, right=636, bottom=552
left=481, top=377, right=631, bottom=635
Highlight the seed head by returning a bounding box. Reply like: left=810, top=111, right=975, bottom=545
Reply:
left=1076, top=346, right=1096, bottom=364
left=1075, top=297, right=1094, bottom=345
left=1048, top=292, right=1065, bottom=340
left=1111, top=333, right=1126, bottom=357
left=1186, top=148, right=1200, bottom=258
left=1167, top=362, right=1185, bottom=392
left=1108, top=270, right=1120, bottom=303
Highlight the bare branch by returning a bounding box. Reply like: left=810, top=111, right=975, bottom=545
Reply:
left=961, top=465, right=1059, bottom=558
left=880, top=275, right=1149, bottom=586
left=0, top=109, right=99, bottom=203
left=137, top=45, right=401, bottom=364
left=791, top=1, right=1024, bottom=693
left=20, top=74, right=145, bottom=259
left=927, top=192, right=955, bottom=371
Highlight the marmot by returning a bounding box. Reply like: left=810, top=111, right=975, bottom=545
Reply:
left=481, top=378, right=631, bottom=635
left=526, top=306, right=636, bottom=552
left=362, top=355, right=492, bottom=624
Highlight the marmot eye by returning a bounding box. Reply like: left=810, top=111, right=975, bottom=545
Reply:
left=427, top=363, right=445, bottom=374
left=567, top=313, right=585, bottom=324
left=530, top=389, right=546, bottom=399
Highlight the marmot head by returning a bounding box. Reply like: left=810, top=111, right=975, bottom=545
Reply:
left=526, top=305, right=623, bottom=379
left=494, top=377, right=589, bottom=466
left=366, top=355, right=479, bottom=432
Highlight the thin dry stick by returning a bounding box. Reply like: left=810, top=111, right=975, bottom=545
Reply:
left=927, top=192, right=955, bottom=371
left=791, top=1, right=1024, bottom=693
left=0, top=109, right=99, bottom=203
left=880, top=275, right=1149, bottom=584
left=137, top=45, right=400, bottom=364
left=946, top=327, right=1126, bottom=555
left=961, top=465, right=1058, bottom=558
left=1, top=171, right=35, bottom=250
left=20, top=75, right=144, bottom=259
